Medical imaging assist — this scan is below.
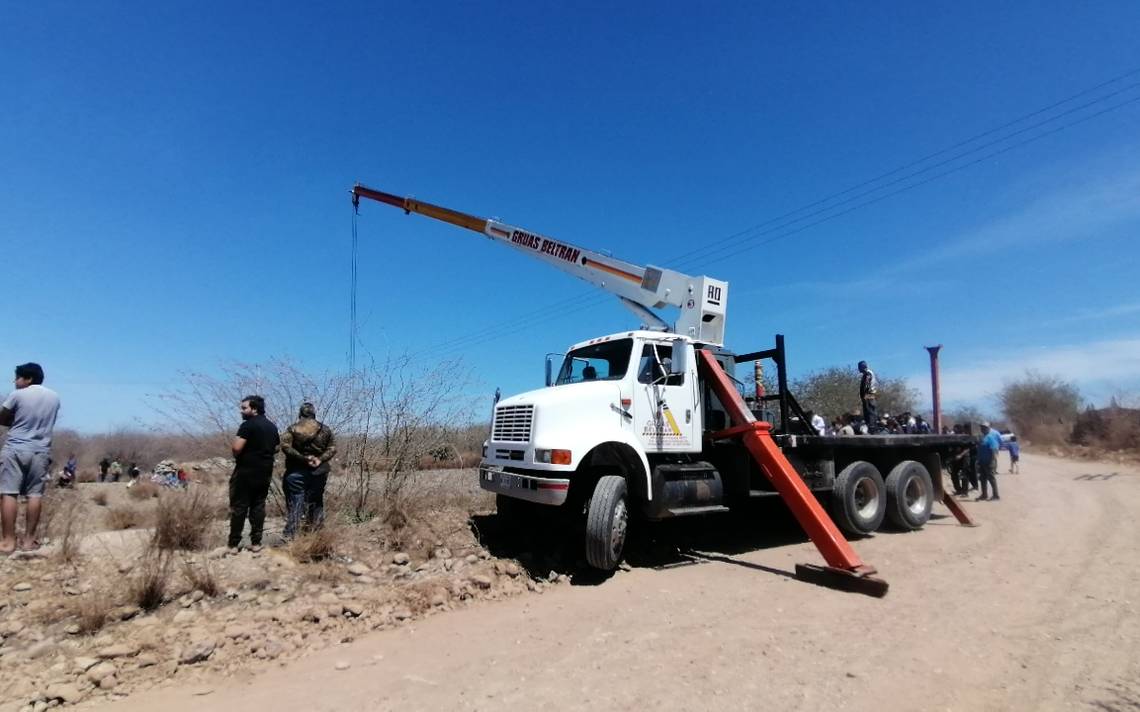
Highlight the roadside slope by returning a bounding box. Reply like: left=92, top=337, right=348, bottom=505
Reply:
left=107, top=453, right=1140, bottom=711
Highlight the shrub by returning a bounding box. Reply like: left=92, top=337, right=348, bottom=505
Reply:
left=152, top=489, right=215, bottom=552
left=52, top=496, right=84, bottom=565
left=105, top=504, right=144, bottom=530
left=130, top=552, right=173, bottom=611
left=999, top=371, right=1081, bottom=444
left=91, top=489, right=109, bottom=507
left=128, top=481, right=161, bottom=500
left=288, top=526, right=339, bottom=563
left=180, top=556, right=220, bottom=597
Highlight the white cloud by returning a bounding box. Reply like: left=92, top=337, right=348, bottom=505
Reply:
left=907, top=336, right=1140, bottom=405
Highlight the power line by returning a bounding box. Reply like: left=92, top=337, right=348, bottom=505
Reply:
left=356, top=67, right=1140, bottom=357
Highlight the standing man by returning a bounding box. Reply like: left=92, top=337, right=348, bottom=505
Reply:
left=228, top=395, right=279, bottom=553
left=977, top=421, right=1002, bottom=501
left=109, top=459, right=122, bottom=483
left=0, top=363, right=61, bottom=553
left=857, top=361, right=878, bottom=433
left=280, top=402, right=337, bottom=540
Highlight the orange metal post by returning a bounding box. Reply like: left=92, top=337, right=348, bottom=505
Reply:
left=698, top=350, right=887, bottom=595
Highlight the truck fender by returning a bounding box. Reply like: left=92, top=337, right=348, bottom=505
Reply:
left=578, top=439, right=652, bottom=503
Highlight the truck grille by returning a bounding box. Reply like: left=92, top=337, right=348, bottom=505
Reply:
left=493, top=405, right=534, bottom=443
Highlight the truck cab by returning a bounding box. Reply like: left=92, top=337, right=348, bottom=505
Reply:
left=479, top=331, right=707, bottom=517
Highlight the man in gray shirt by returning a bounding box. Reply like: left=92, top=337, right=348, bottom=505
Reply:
left=0, top=363, right=61, bottom=553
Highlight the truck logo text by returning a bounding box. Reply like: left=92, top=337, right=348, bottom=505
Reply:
left=511, top=230, right=581, bottom=265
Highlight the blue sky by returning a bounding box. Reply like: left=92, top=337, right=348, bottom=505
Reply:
left=3, top=2, right=1139, bottom=431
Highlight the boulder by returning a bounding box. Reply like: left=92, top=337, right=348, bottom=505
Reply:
left=178, top=639, right=216, bottom=665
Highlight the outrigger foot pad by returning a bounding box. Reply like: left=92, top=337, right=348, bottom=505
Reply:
left=795, top=564, right=890, bottom=598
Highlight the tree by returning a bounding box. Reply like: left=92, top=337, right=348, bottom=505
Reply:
left=789, top=366, right=920, bottom=422
left=998, top=371, right=1081, bottom=444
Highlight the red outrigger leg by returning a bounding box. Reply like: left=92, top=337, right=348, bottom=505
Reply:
left=697, top=350, right=889, bottom=597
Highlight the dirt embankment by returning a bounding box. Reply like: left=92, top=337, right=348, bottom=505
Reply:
left=91, top=452, right=1140, bottom=712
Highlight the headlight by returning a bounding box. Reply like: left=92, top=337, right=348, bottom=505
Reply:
left=535, top=448, right=572, bottom=465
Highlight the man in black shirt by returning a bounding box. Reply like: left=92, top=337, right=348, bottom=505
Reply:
left=228, top=395, right=279, bottom=552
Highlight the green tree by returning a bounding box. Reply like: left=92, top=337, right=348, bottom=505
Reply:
left=998, top=371, right=1081, bottom=444
left=790, top=366, right=920, bottom=421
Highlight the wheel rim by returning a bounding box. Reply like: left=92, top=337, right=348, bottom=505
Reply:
left=904, top=475, right=927, bottom=516
left=853, top=477, right=880, bottom=520
left=610, top=498, right=628, bottom=558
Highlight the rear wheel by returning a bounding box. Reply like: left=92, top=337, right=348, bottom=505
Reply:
left=585, top=476, right=629, bottom=570
left=884, top=460, right=934, bottom=530
left=831, top=461, right=886, bottom=536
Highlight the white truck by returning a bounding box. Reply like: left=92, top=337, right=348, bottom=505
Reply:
left=353, top=184, right=977, bottom=596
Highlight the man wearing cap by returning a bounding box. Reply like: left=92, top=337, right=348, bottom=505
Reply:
left=858, top=361, right=878, bottom=433
left=280, top=402, right=336, bottom=540
left=976, top=421, right=1002, bottom=501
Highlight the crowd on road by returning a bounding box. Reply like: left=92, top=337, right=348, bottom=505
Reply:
left=0, top=360, right=339, bottom=556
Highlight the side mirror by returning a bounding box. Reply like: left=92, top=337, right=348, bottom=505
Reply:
left=545, top=356, right=553, bottom=387
left=670, top=341, right=688, bottom=375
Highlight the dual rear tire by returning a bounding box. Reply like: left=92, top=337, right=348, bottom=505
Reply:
left=831, top=460, right=933, bottom=535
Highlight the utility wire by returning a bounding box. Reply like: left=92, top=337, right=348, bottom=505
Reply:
left=356, top=68, right=1140, bottom=357
left=425, top=91, right=1140, bottom=358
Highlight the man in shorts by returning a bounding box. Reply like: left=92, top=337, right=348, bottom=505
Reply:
left=0, top=363, right=61, bottom=553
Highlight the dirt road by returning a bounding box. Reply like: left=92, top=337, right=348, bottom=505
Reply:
left=108, top=453, right=1140, bottom=711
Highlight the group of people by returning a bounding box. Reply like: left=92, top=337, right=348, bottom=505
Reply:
left=227, top=395, right=336, bottom=552
left=0, top=358, right=340, bottom=555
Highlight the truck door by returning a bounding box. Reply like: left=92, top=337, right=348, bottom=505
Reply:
left=633, top=342, right=698, bottom=453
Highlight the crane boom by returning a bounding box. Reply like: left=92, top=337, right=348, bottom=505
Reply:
left=351, top=184, right=729, bottom=345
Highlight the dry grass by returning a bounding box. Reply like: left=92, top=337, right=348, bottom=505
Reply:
left=68, top=590, right=116, bottom=634
left=129, top=552, right=173, bottom=611
left=152, top=488, right=215, bottom=551
left=52, top=495, right=84, bottom=565
left=180, top=556, right=220, bottom=597
left=128, top=481, right=161, bottom=500
left=91, top=489, right=109, bottom=506
left=105, top=503, right=145, bottom=530
left=300, top=560, right=345, bottom=585
left=287, top=525, right=340, bottom=563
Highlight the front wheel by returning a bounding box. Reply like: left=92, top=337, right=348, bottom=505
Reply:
left=585, top=476, right=629, bottom=570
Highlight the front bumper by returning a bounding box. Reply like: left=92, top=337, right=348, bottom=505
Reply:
left=479, top=465, right=570, bottom=506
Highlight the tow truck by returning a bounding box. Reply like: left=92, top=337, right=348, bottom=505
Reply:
left=352, top=184, right=977, bottom=596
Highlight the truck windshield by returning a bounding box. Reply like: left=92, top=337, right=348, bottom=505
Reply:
left=556, top=338, right=633, bottom=385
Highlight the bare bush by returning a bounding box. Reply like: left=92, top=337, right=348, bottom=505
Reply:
left=51, top=494, right=84, bottom=565
left=128, top=481, right=161, bottom=500
left=791, top=366, right=920, bottom=423
left=105, top=504, right=145, bottom=530
left=1071, top=400, right=1140, bottom=452
left=153, top=489, right=215, bottom=551
left=68, top=590, right=116, bottom=635
left=130, top=552, right=173, bottom=610
left=91, top=489, right=109, bottom=506
left=1000, top=371, right=1081, bottom=444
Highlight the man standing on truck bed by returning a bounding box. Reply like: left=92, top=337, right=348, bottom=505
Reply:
left=858, top=361, right=878, bottom=433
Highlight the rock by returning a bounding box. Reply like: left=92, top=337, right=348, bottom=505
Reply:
left=178, top=639, right=216, bottom=665
left=44, top=683, right=82, bottom=704
left=63, top=624, right=81, bottom=635
left=317, top=592, right=339, bottom=605
left=189, top=590, right=205, bottom=603
left=505, top=562, right=522, bottom=577
left=191, top=687, right=214, bottom=696
left=346, top=562, right=370, bottom=576
left=443, top=559, right=454, bottom=571
left=299, top=608, right=323, bottom=623
left=392, top=608, right=413, bottom=621
left=430, top=593, right=448, bottom=607
left=433, top=547, right=452, bottom=560
left=335, top=660, right=351, bottom=670
left=112, top=605, right=140, bottom=621
left=73, top=657, right=100, bottom=672
left=208, top=547, right=229, bottom=560
left=392, top=553, right=410, bottom=566
left=172, top=610, right=197, bottom=625
left=12, top=582, right=32, bottom=592
left=470, top=575, right=493, bottom=589
left=26, top=639, right=58, bottom=660
left=97, top=643, right=139, bottom=659
left=117, top=561, right=133, bottom=574
left=86, top=662, right=116, bottom=683
left=99, top=675, right=118, bottom=690
left=136, top=654, right=158, bottom=668
left=262, top=639, right=285, bottom=660
left=327, top=604, right=344, bottom=618
left=254, top=610, right=276, bottom=623
left=342, top=601, right=365, bottom=618
left=224, top=625, right=251, bottom=640
left=354, top=575, right=376, bottom=585
left=465, top=554, right=478, bottom=564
